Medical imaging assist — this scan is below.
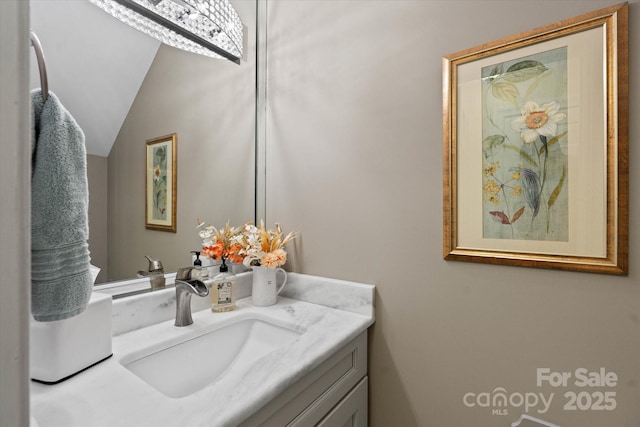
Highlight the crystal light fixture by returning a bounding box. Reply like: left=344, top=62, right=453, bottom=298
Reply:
left=89, top=0, right=243, bottom=63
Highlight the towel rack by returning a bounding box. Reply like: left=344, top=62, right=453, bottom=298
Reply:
left=30, top=30, right=49, bottom=103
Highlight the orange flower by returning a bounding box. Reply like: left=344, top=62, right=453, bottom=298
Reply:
left=261, top=253, right=279, bottom=268
left=199, top=221, right=243, bottom=262
left=272, top=248, right=287, bottom=266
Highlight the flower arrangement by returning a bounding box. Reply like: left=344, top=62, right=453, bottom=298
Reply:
left=238, top=221, right=296, bottom=268
left=197, top=220, right=244, bottom=264
left=197, top=219, right=296, bottom=269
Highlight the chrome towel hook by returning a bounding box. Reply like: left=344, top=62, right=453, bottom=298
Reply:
left=30, top=30, right=49, bottom=102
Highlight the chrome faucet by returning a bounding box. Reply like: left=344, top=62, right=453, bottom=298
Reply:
left=174, top=267, right=209, bottom=327
left=136, top=255, right=166, bottom=290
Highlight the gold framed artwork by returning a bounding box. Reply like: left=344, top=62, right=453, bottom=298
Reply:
left=145, top=133, right=177, bottom=233
left=442, top=3, right=628, bottom=275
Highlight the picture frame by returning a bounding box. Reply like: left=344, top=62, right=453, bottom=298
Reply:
left=145, top=133, right=177, bottom=233
left=442, top=3, right=628, bottom=275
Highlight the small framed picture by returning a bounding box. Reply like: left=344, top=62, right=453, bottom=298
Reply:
left=145, top=133, right=177, bottom=233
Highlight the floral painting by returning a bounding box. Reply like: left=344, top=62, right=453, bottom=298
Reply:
left=145, top=133, right=177, bottom=232
left=151, top=146, right=167, bottom=221
left=444, top=3, right=628, bottom=274
left=481, top=47, right=568, bottom=241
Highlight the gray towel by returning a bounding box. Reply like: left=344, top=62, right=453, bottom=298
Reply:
left=31, top=89, right=92, bottom=322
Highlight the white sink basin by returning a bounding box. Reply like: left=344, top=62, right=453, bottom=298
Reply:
left=121, top=317, right=301, bottom=398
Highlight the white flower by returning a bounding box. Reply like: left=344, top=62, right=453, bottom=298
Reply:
left=242, top=248, right=264, bottom=267
left=198, top=229, right=212, bottom=240
left=512, top=101, right=566, bottom=143
left=198, top=225, right=215, bottom=246
left=247, top=234, right=260, bottom=246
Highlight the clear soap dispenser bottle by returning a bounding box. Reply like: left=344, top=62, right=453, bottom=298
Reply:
left=190, top=250, right=208, bottom=281
left=211, top=258, right=236, bottom=312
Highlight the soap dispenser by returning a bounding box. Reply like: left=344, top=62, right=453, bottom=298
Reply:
left=192, top=251, right=202, bottom=267
left=191, top=251, right=208, bottom=280
left=211, top=258, right=236, bottom=312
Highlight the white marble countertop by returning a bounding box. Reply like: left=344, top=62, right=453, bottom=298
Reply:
left=30, top=274, right=374, bottom=427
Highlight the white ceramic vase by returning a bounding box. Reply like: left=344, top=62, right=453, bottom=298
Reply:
left=251, top=266, right=288, bottom=306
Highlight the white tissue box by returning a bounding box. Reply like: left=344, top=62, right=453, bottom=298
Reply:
left=31, top=292, right=113, bottom=384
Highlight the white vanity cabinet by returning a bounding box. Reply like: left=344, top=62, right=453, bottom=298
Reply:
left=241, top=331, right=368, bottom=427
left=31, top=275, right=374, bottom=427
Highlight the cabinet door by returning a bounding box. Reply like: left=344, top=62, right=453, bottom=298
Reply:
left=317, top=377, right=368, bottom=427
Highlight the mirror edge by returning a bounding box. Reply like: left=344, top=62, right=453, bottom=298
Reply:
left=255, top=0, right=267, bottom=224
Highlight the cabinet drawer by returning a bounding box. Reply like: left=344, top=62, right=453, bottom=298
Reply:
left=240, top=331, right=367, bottom=427
left=317, top=377, right=368, bottom=427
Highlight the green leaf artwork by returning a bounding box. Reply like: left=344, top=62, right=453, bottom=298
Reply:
left=482, top=47, right=568, bottom=241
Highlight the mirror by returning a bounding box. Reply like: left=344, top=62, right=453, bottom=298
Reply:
left=29, top=0, right=257, bottom=287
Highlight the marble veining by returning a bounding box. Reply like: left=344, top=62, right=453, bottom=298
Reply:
left=281, top=273, right=375, bottom=317
left=108, top=272, right=253, bottom=336
left=108, top=271, right=373, bottom=336
left=31, top=274, right=375, bottom=427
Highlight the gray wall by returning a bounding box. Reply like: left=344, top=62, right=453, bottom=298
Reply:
left=0, top=1, right=30, bottom=425
left=106, top=2, right=256, bottom=280
left=265, top=1, right=640, bottom=426
left=87, top=154, right=108, bottom=283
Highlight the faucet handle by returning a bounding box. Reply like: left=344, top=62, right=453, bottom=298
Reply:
left=145, top=255, right=164, bottom=272
left=176, top=266, right=195, bottom=281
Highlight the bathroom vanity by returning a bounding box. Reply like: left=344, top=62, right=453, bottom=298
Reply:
left=30, top=273, right=374, bottom=427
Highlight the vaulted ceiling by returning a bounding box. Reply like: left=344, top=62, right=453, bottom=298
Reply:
left=30, top=0, right=160, bottom=157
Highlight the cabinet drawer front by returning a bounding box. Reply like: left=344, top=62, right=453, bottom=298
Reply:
left=240, top=331, right=367, bottom=427
left=286, top=337, right=365, bottom=427
left=317, top=377, right=368, bottom=427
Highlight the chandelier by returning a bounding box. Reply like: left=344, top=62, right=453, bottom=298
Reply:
left=89, top=0, right=243, bottom=63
